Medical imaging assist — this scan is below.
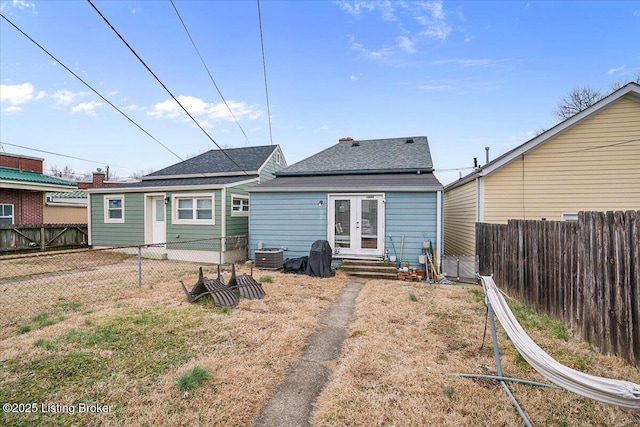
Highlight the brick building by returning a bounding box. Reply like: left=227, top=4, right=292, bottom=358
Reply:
left=0, top=153, right=77, bottom=225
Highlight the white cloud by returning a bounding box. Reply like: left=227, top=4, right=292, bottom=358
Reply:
left=397, top=36, right=416, bottom=53
left=432, top=58, right=494, bottom=67
left=336, top=1, right=376, bottom=17
left=149, top=96, right=262, bottom=125
left=0, top=82, right=35, bottom=105
left=71, top=101, right=102, bottom=115
left=348, top=35, right=393, bottom=59
left=607, top=65, right=625, bottom=75
left=3, top=106, right=23, bottom=113
left=350, top=74, right=358, bottom=81
left=11, top=0, right=36, bottom=12
left=51, top=89, right=79, bottom=106
left=124, top=104, right=145, bottom=111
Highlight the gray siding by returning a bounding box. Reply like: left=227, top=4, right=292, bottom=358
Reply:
left=249, top=192, right=327, bottom=260
left=90, top=193, right=145, bottom=246
left=385, top=192, right=438, bottom=266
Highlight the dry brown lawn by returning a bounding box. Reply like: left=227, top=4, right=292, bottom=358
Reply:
left=1, top=265, right=639, bottom=426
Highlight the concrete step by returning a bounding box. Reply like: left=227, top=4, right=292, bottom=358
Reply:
left=338, top=259, right=398, bottom=279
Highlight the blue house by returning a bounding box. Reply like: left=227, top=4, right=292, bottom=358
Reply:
left=249, top=136, right=443, bottom=267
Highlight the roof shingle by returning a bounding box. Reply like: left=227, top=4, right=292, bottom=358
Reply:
left=277, top=136, right=433, bottom=176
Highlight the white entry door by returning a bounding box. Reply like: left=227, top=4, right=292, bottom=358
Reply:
left=151, top=197, right=166, bottom=244
left=329, top=194, right=384, bottom=257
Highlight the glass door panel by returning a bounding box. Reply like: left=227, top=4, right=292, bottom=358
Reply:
left=360, top=199, right=378, bottom=249
left=334, top=199, right=351, bottom=249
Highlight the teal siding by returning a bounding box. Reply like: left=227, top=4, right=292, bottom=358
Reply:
left=259, top=147, right=287, bottom=183
left=90, top=193, right=145, bottom=246
left=166, top=190, right=222, bottom=243
left=385, top=192, right=438, bottom=266
left=249, top=192, right=327, bottom=259
left=226, top=183, right=252, bottom=237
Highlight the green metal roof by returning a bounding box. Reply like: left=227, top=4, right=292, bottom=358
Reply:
left=46, top=190, right=87, bottom=198
left=0, top=167, right=76, bottom=187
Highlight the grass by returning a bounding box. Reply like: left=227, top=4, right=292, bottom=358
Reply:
left=259, top=275, right=273, bottom=283
left=508, top=300, right=569, bottom=341
left=178, top=366, right=213, bottom=391
left=408, top=293, right=418, bottom=302
left=1, top=267, right=638, bottom=427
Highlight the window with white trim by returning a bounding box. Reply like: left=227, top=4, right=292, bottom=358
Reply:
left=231, top=195, right=249, bottom=217
left=104, top=196, right=125, bottom=223
left=0, top=204, right=14, bottom=225
left=172, top=194, right=215, bottom=224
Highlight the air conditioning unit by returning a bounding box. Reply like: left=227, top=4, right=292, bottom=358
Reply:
left=254, top=249, right=284, bottom=270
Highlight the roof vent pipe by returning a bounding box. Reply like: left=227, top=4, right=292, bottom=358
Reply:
left=485, top=146, right=490, bottom=164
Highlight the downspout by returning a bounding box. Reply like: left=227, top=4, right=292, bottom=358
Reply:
left=221, top=187, right=226, bottom=239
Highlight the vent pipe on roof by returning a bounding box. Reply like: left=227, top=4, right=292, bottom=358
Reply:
left=405, top=138, right=414, bottom=144
left=485, top=146, right=490, bottom=164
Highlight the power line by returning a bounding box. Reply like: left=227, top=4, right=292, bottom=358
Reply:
left=0, top=11, right=184, bottom=163
left=257, top=0, right=274, bottom=146
left=0, top=141, right=138, bottom=171
left=87, top=0, right=249, bottom=175
left=170, top=0, right=252, bottom=147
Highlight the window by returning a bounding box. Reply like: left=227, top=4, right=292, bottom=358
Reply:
left=231, top=196, right=249, bottom=217
left=104, top=196, right=124, bottom=223
left=172, top=194, right=215, bottom=224
left=0, top=204, right=14, bottom=225
left=561, top=212, right=579, bottom=222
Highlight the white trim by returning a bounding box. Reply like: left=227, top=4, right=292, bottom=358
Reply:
left=221, top=188, right=226, bottom=238
left=87, top=194, right=92, bottom=245
left=0, top=180, right=76, bottom=192
left=231, top=195, right=250, bottom=217
left=561, top=212, right=579, bottom=222
left=476, top=177, right=485, bottom=222
left=140, top=171, right=259, bottom=181
left=103, top=195, right=125, bottom=223
left=144, top=193, right=166, bottom=244
left=171, top=192, right=216, bottom=225
left=0, top=203, right=15, bottom=225
left=86, top=178, right=259, bottom=194
left=436, top=190, right=442, bottom=271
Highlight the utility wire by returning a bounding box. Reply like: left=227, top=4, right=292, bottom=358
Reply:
left=257, top=0, right=274, bottom=146
left=170, top=0, right=252, bottom=147
left=0, top=141, right=138, bottom=171
left=87, top=0, right=249, bottom=175
left=0, top=12, right=184, bottom=163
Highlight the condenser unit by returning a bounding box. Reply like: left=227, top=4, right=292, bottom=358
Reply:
left=254, top=249, right=284, bottom=270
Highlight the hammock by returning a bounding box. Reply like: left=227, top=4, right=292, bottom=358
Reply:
left=479, top=275, right=640, bottom=410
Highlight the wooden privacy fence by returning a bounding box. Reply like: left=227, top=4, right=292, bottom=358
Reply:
left=477, top=211, right=640, bottom=368
left=0, top=224, right=88, bottom=253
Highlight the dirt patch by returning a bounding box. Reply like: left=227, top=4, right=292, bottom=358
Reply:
left=1, top=269, right=639, bottom=426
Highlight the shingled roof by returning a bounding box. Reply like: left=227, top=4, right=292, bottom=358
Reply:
left=277, top=136, right=433, bottom=176
left=143, top=145, right=279, bottom=179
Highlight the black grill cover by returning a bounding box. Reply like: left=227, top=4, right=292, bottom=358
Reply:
left=306, top=240, right=333, bottom=277
left=283, top=256, right=308, bottom=274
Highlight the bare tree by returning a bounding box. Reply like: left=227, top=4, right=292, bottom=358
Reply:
left=555, top=86, right=604, bottom=120
left=129, top=169, right=153, bottom=180
left=610, top=73, right=640, bottom=91
left=49, top=164, right=76, bottom=179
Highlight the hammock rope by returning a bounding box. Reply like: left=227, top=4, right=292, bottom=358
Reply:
left=479, top=275, right=640, bottom=410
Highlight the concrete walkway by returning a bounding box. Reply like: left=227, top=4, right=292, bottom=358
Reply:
left=254, top=280, right=364, bottom=427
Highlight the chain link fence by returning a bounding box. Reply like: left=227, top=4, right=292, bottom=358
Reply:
left=0, top=236, right=247, bottom=339
left=441, top=255, right=479, bottom=283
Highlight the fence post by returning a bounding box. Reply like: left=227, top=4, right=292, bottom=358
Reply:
left=40, top=226, right=45, bottom=252
left=138, top=245, right=142, bottom=288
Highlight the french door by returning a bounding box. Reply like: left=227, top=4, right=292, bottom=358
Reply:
left=328, top=194, right=384, bottom=257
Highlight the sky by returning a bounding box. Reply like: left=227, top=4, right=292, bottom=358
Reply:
left=1, top=1, right=639, bottom=185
